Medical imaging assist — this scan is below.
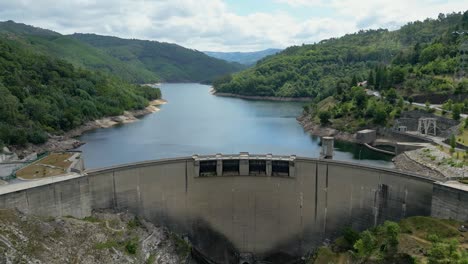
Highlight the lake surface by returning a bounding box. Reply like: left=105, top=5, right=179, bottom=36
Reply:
left=78, top=83, right=394, bottom=169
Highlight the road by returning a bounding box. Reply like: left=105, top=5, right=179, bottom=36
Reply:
left=411, top=102, right=468, bottom=119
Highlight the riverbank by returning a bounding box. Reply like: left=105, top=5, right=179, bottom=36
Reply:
left=211, top=88, right=313, bottom=102
left=296, top=113, right=357, bottom=142
left=10, top=99, right=167, bottom=157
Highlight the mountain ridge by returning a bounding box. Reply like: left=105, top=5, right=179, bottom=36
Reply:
left=0, top=20, right=243, bottom=84
left=204, top=48, right=282, bottom=65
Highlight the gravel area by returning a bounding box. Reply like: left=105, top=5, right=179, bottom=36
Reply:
left=396, top=145, right=467, bottom=179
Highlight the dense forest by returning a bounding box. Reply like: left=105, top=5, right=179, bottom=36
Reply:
left=0, top=37, right=160, bottom=147
left=213, top=11, right=468, bottom=99
left=0, top=21, right=243, bottom=84
left=71, top=33, right=244, bottom=83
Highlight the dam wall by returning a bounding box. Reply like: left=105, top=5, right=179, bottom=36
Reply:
left=0, top=155, right=454, bottom=263
left=431, top=182, right=468, bottom=221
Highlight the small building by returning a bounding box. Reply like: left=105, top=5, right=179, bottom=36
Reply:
left=356, top=129, right=377, bottom=144
left=397, top=126, right=407, bottom=132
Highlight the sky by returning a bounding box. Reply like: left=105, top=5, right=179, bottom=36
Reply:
left=0, top=0, right=466, bottom=52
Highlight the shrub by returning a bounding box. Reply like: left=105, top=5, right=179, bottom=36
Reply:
left=125, top=240, right=138, bottom=255
left=319, top=110, right=331, bottom=125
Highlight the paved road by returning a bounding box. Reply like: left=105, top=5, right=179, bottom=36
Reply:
left=411, top=102, right=468, bottom=119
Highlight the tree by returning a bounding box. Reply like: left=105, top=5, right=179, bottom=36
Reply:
left=385, top=88, right=398, bottom=105
left=343, top=227, right=360, bottom=246
left=354, top=230, right=377, bottom=261
left=420, top=43, right=444, bottom=63
left=351, top=75, right=358, bottom=86
left=368, top=70, right=375, bottom=86
left=353, top=88, right=368, bottom=109
left=390, top=67, right=405, bottom=85
left=450, top=134, right=457, bottom=153
left=374, top=103, right=389, bottom=125
left=319, top=110, right=331, bottom=125
left=452, top=104, right=462, bottom=121
left=383, top=221, right=400, bottom=255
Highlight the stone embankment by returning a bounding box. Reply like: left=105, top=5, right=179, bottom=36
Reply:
left=394, top=146, right=467, bottom=180
left=10, top=99, right=167, bottom=157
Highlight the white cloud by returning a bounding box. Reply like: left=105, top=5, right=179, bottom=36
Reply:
left=0, top=0, right=465, bottom=51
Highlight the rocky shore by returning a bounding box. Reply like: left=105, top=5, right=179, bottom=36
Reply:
left=10, top=99, right=167, bottom=157
left=211, top=88, right=312, bottom=102
left=296, top=113, right=357, bottom=142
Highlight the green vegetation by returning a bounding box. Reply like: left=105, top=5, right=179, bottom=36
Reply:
left=214, top=11, right=468, bottom=102
left=125, top=238, right=138, bottom=255
left=0, top=36, right=161, bottom=146
left=127, top=216, right=142, bottom=229
left=0, top=20, right=243, bottom=84
left=170, top=232, right=191, bottom=260
left=310, top=216, right=468, bottom=264
left=71, top=33, right=244, bottom=83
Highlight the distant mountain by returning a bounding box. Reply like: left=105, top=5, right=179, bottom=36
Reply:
left=204, top=48, right=282, bottom=65
left=0, top=21, right=243, bottom=83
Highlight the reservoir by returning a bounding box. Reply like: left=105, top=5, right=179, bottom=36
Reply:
left=78, top=83, right=393, bottom=168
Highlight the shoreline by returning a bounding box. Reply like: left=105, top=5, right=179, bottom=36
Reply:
left=211, top=88, right=313, bottom=102
left=296, top=112, right=357, bottom=142
left=11, top=99, right=167, bottom=157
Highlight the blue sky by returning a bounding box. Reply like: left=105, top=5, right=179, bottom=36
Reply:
left=0, top=0, right=466, bottom=51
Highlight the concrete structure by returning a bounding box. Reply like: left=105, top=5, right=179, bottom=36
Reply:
left=431, top=181, right=468, bottom=221
left=418, top=118, right=437, bottom=136
left=356, top=129, right=377, bottom=144
left=397, top=126, right=407, bottom=132
left=0, top=154, right=466, bottom=263
left=321, top=137, right=334, bottom=159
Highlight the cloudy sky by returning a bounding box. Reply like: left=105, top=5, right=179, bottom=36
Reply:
left=0, top=0, right=466, bottom=52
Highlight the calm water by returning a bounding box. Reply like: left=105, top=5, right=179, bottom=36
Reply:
left=78, top=83, right=394, bottom=168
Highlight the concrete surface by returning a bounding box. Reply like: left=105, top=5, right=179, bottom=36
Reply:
left=0, top=154, right=464, bottom=263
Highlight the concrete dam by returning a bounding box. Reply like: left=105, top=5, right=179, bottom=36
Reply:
left=0, top=153, right=466, bottom=263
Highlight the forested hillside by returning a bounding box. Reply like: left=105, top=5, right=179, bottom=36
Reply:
left=0, top=21, right=243, bottom=84
left=0, top=21, right=160, bottom=84
left=213, top=11, right=468, bottom=99
left=71, top=33, right=244, bottom=83
left=0, top=37, right=161, bottom=147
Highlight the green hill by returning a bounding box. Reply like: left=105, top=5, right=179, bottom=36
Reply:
left=71, top=33, right=245, bottom=83
left=0, top=36, right=161, bottom=147
left=213, top=11, right=468, bottom=99
left=0, top=21, right=243, bottom=84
